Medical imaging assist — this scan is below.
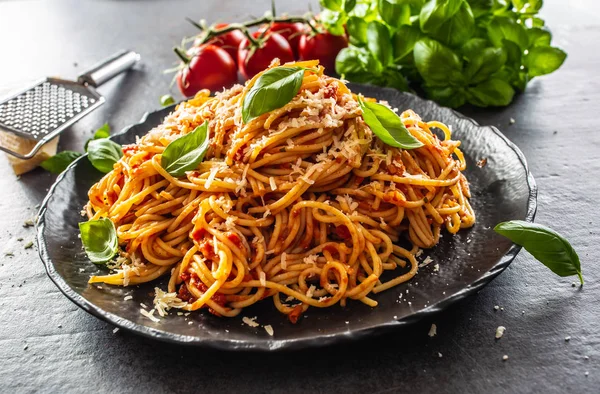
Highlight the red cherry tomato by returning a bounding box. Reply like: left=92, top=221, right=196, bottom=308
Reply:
left=237, top=32, right=295, bottom=79
left=299, top=32, right=348, bottom=72
left=177, top=44, right=237, bottom=97
left=194, top=23, right=246, bottom=65
left=260, top=22, right=306, bottom=58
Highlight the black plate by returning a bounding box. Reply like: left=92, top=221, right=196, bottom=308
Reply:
left=36, top=84, right=537, bottom=351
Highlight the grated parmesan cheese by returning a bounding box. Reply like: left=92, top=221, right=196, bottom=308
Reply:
left=428, top=324, right=437, bottom=337
left=153, top=287, right=188, bottom=317
left=264, top=325, right=274, bottom=336
left=123, top=295, right=133, bottom=301
left=306, top=285, right=316, bottom=298
left=419, top=256, right=433, bottom=268
left=204, top=165, right=219, bottom=189
left=242, top=316, right=259, bottom=327
left=259, top=272, right=266, bottom=287
left=281, top=252, right=287, bottom=269
left=140, top=308, right=160, bottom=323
left=269, top=177, right=277, bottom=191
left=496, top=326, right=506, bottom=339
left=303, top=254, right=318, bottom=266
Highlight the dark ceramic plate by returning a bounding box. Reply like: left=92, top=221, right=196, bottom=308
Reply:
left=37, top=84, right=537, bottom=351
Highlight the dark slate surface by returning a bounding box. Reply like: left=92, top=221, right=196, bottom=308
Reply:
left=0, top=1, right=598, bottom=393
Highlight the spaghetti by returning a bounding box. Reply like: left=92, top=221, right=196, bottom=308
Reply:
left=85, top=60, right=475, bottom=322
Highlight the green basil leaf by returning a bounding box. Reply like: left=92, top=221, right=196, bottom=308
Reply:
left=382, top=68, right=410, bottom=91
left=377, top=0, right=411, bottom=28
left=466, top=78, right=514, bottom=106
left=513, top=0, right=542, bottom=13
left=466, top=47, right=507, bottom=84
left=527, top=27, right=551, bottom=47
left=346, top=16, right=368, bottom=46
left=502, top=39, right=522, bottom=69
left=320, top=0, right=343, bottom=11
left=160, top=94, right=175, bottom=107
left=79, top=217, right=118, bottom=264
left=494, top=220, right=583, bottom=284
left=428, top=2, right=475, bottom=48
left=336, top=47, right=369, bottom=76
left=419, top=0, right=463, bottom=34
left=460, top=37, right=488, bottom=60
left=161, top=121, right=210, bottom=177
left=343, top=0, right=357, bottom=12
left=392, top=25, right=422, bottom=62
left=414, top=38, right=463, bottom=86
left=425, top=86, right=466, bottom=108
left=358, top=96, right=423, bottom=149
left=526, top=46, right=566, bottom=77
left=531, top=16, right=545, bottom=27
left=487, top=16, right=529, bottom=50
left=466, top=0, right=494, bottom=18
left=320, top=9, right=347, bottom=36
left=40, top=151, right=82, bottom=174
left=242, top=66, right=305, bottom=123
left=367, top=21, right=393, bottom=66
left=87, top=138, right=123, bottom=173
left=84, top=123, right=111, bottom=151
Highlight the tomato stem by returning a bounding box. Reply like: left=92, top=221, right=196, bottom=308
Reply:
left=173, top=47, right=191, bottom=64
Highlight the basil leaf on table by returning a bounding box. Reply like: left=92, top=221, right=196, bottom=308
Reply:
left=87, top=138, right=123, bottom=173
left=40, top=151, right=82, bottom=174
left=377, top=0, right=411, bottom=29
left=79, top=217, right=119, bottom=264
left=242, top=66, right=305, bottom=124
left=84, top=123, right=111, bottom=151
left=494, top=220, right=583, bottom=285
left=467, top=78, right=515, bottom=107
left=358, top=96, right=423, bottom=149
left=414, top=38, right=464, bottom=86
left=526, top=46, right=567, bottom=77
left=161, top=120, right=210, bottom=177
left=367, top=21, right=393, bottom=66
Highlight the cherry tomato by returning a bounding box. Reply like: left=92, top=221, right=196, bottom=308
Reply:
left=194, top=23, right=246, bottom=65
left=237, top=32, right=294, bottom=79
left=299, top=32, right=348, bottom=72
left=260, top=22, right=306, bottom=59
left=177, top=44, right=237, bottom=96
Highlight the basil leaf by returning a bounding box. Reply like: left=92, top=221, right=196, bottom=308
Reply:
left=392, top=25, right=422, bottom=62
left=465, top=47, right=507, bottom=84
left=87, top=139, right=123, bottom=173
left=377, top=0, right=411, bottom=29
left=320, top=0, right=343, bottom=11
left=494, top=220, right=583, bottom=285
left=428, top=2, right=475, bottom=48
left=358, top=96, right=423, bottom=149
left=343, top=0, right=357, bottom=13
left=319, top=10, right=347, bottom=36
left=161, top=121, right=210, bottom=177
left=79, top=217, right=118, bottom=264
left=467, top=0, right=494, bottom=18
left=160, top=94, right=175, bottom=107
left=526, top=46, right=566, bottom=77
left=527, top=27, right=551, bottom=48
left=40, top=151, right=82, bottom=174
left=466, top=78, right=514, bottom=106
left=414, top=38, right=463, bottom=86
left=346, top=16, right=368, bottom=46
left=336, top=47, right=369, bottom=76
left=242, top=66, right=305, bottom=124
left=420, top=0, right=463, bottom=34
left=367, top=21, right=393, bottom=67
left=487, top=16, right=529, bottom=50
left=84, top=123, right=111, bottom=151
left=425, top=86, right=467, bottom=108
left=382, top=68, right=410, bottom=92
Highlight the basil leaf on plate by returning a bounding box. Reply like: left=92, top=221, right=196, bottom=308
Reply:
left=87, top=138, right=123, bottom=173
left=242, top=66, right=305, bottom=124
left=161, top=120, right=210, bottom=177
left=84, top=123, right=111, bottom=151
left=367, top=21, right=393, bottom=66
left=40, top=151, right=82, bottom=174
left=495, top=220, right=583, bottom=285
left=358, top=96, right=423, bottom=149
left=526, top=46, right=567, bottom=77
left=79, top=217, right=118, bottom=264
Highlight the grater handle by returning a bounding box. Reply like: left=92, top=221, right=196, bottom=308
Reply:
left=77, top=50, right=140, bottom=88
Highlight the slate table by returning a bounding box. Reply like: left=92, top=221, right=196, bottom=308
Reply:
left=0, top=1, right=598, bottom=393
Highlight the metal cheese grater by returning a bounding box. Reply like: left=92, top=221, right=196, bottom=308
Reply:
left=0, top=49, right=140, bottom=159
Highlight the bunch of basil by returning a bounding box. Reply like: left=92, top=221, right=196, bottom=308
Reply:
left=322, top=0, right=566, bottom=108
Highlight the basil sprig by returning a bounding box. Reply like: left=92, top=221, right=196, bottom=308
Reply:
left=79, top=217, right=119, bottom=264
left=40, top=151, right=82, bottom=174
left=84, top=122, right=111, bottom=151
left=87, top=138, right=123, bottom=173
left=358, top=96, right=423, bottom=150
left=161, top=120, right=210, bottom=177
left=242, top=66, right=305, bottom=124
left=495, top=220, right=583, bottom=285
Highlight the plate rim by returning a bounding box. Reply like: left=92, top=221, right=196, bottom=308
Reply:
left=36, top=87, right=538, bottom=351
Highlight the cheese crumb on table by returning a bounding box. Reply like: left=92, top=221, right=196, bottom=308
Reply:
left=503, top=355, right=509, bottom=361
left=428, top=324, right=437, bottom=337
left=495, top=326, right=506, bottom=339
